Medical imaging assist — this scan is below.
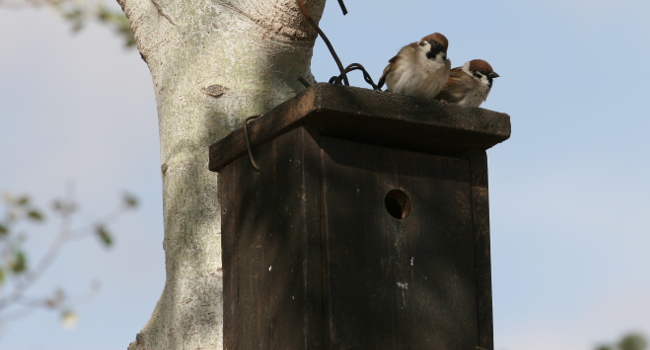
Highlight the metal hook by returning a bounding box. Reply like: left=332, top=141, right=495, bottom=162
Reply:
left=244, top=115, right=261, bottom=172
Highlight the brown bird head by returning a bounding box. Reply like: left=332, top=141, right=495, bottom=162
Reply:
left=468, top=59, right=499, bottom=79
left=419, top=32, right=449, bottom=60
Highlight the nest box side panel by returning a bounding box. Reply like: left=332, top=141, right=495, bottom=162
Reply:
left=321, top=137, right=478, bottom=349
left=220, top=126, right=324, bottom=349
left=462, top=148, right=494, bottom=350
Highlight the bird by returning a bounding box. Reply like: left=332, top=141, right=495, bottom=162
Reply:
left=378, top=33, right=451, bottom=99
left=435, top=59, right=499, bottom=107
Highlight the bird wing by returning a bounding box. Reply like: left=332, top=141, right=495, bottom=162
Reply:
left=435, top=68, right=469, bottom=103
left=377, top=55, right=397, bottom=90
left=378, top=43, right=416, bottom=90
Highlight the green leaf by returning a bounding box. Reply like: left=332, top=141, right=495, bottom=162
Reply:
left=60, top=309, right=78, bottom=329
left=0, top=223, right=8, bottom=235
left=122, top=192, right=138, bottom=209
left=96, top=6, right=112, bottom=22
left=16, top=196, right=30, bottom=206
left=27, top=210, right=44, bottom=222
left=45, top=289, right=65, bottom=308
left=71, top=21, right=85, bottom=33
left=94, top=9, right=135, bottom=48
left=95, top=225, right=113, bottom=247
left=63, top=9, right=83, bottom=21
left=0, top=269, right=5, bottom=286
left=12, top=251, right=27, bottom=273
left=619, top=334, right=647, bottom=350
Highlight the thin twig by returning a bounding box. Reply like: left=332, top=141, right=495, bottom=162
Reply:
left=1, top=304, right=39, bottom=323
left=3, top=281, right=99, bottom=322
left=0, top=184, right=75, bottom=311
left=65, top=280, right=101, bottom=305
left=68, top=203, right=129, bottom=240
left=296, top=0, right=349, bottom=86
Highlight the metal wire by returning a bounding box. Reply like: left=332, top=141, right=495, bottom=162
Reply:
left=329, top=63, right=382, bottom=91
left=294, top=0, right=381, bottom=91
left=296, top=0, right=349, bottom=86
left=243, top=115, right=261, bottom=172
left=336, top=0, right=348, bottom=15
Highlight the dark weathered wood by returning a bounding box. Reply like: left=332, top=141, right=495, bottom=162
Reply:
left=209, top=83, right=511, bottom=172
left=462, top=148, right=494, bottom=350
left=219, top=153, right=238, bottom=349
left=321, top=137, right=478, bottom=349
left=300, top=125, right=327, bottom=349
left=215, top=85, right=509, bottom=349
left=221, top=126, right=328, bottom=350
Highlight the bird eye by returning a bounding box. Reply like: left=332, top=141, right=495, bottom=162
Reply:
left=419, top=41, right=426, bottom=46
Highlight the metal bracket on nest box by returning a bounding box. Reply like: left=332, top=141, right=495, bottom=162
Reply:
left=209, top=83, right=510, bottom=350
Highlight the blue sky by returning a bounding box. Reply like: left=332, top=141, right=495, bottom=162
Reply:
left=1, top=0, right=650, bottom=349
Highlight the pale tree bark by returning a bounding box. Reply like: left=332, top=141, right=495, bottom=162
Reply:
left=116, top=0, right=326, bottom=348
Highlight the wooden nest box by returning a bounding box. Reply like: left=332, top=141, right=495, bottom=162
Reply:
left=209, top=83, right=511, bottom=350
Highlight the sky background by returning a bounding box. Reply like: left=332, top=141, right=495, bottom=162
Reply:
left=1, top=0, right=650, bottom=349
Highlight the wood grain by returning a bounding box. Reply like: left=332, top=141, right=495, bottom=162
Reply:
left=216, top=84, right=507, bottom=349
left=321, top=137, right=478, bottom=349
left=209, top=83, right=510, bottom=172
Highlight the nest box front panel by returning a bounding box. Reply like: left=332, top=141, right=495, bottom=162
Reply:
left=220, top=127, right=325, bottom=350
left=321, top=137, right=478, bottom=349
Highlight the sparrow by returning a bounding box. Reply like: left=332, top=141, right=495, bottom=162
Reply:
left=435, top=59, right=499, bottom=107
left=378, top=33, right=451, bottom=99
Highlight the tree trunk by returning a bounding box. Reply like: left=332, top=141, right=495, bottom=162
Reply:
left=116, top=0, right=326, bottom=348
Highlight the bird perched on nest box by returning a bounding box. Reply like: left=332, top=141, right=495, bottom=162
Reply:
left=378, top=32, right=451, bottom=99
left=435, top=59, right=499, bottom=107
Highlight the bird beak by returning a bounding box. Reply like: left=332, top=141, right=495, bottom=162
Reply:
left=488, top=72, right=500, bottom=78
